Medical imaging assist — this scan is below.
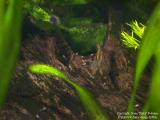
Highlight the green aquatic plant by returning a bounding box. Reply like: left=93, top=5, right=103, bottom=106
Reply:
left=31, top=6, right=51, bottom=22
left=121, top=31, right=140, bottom=49
left=65, top=22, right=107, bottom=54
left=26, top=4, right=107, bottom=55
left=0, top=0, right=23, bottom=108
left=128, top=1, right=160, bottom=117
left=121, top=20, right=145, bottom=49
left=29, top=64, right=108, bottom=120
left=24, top=3, right=57, bottom=32
left=127, top=20, right=145, bottom=38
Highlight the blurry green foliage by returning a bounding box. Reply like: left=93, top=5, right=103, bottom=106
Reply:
left=29, top=64, right=108, bottom=120
left=128, top=1, right=160, bottom=115
left=121, top=20, right=145, bottom=49
left=65, top=22, right=107, bottom=54
left=0, top=0, right=23, bottom=108
left=31, top=6, right=51, bottom=22
left=25, top=3, right=107, bottom=55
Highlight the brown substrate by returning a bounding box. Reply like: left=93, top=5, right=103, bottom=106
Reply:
left=0, top=32, right=150, bottom=120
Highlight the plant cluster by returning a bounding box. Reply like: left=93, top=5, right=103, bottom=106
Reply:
left=121, top=20, right=145, bottom=49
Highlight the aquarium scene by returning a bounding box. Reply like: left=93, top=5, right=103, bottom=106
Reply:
left=0, top=0, right=160, bottom=120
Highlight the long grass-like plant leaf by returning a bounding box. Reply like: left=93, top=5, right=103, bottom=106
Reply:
left=0, top=0, right=23, bottom=108
left=29, top=64, right=108, bottom=120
